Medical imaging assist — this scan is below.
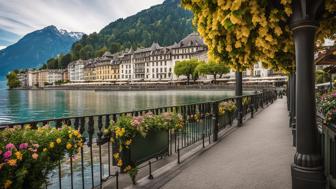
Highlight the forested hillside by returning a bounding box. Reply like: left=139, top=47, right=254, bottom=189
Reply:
left=42, top=0, right=194, bottom=69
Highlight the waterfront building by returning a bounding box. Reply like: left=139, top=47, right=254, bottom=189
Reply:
left=47, top=69, right=64, bottom=84
left=95, top=54, right=116, bottom=81
left=68, top=59, right=87, bottom=82
left=67, top=32, right=277, bottom=84
left=62, top=70, right=69, bottom=82
left=118, top=32, right=208, bottom=82
left=84, top=59, right=96, bottom=82
left=119, top=50, right=133, bottom=81
left=17, top=72, right=28, bottom=87
left=37, top=70, right=49, bottom=87
left=27, top=70, right=38, bottom=87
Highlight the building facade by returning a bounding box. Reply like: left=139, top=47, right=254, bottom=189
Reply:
left=65, top=32, right=274, bottom=84
left=68, top=60, right=86, bottom=82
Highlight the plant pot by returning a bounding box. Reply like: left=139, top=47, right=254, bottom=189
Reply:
left=121, top=129, right=169, bottom=168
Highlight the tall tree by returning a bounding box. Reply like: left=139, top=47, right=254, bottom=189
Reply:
left=6, top=72, right=20, bottom=89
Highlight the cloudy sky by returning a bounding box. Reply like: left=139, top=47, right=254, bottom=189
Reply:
left=0, top=0, right=164, bottom=49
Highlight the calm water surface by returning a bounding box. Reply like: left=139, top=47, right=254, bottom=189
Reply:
left=0, top=81, right=235, bottom=124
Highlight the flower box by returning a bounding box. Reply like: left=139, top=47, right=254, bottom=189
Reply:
left=121, top=129, right=169, bottom=166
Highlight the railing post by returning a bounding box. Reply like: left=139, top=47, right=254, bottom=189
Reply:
left=235, top=72, right=243, bottom=126
left=289, top=72, right=296, bottom=128
left=148, top=161, right=154, bottom=179
left=212, top=102, right=219, bottom=142
left=250, top=96, right=254, bottom=118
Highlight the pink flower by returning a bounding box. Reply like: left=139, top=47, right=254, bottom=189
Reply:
left=19, top=143, right=28, bottom=150
left=32, top=153, right=39, bottom=160
left=3, top=151, right=12, bottom=159
left=5, top=143, right=15, bottom=150
left=131, top=116, right=144, bottom=127
left=32, top=144, right=39, bottom=148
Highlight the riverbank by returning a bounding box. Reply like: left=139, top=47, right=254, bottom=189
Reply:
left=11, top=83, right=275, bottom=91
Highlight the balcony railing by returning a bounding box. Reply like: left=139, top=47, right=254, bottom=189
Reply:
left=0, top=90, right=277, bottom=189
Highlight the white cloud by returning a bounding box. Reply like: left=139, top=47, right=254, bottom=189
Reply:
left=0, top=0, right=164, bottom=35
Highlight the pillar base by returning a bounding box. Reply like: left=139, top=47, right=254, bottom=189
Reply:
left=291, top=164, right=325, bottom=189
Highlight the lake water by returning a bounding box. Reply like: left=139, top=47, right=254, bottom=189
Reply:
left=0, top=80, right=235, bottom=124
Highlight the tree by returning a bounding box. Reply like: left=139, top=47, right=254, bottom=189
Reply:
left=196, top=60, right=230, bottom=81
left=58, top=53, right=72, bottom=69
left=6, top=72, right=20, bottom=89
left=95, top=47, right=108, bottom=57
left=174, top=59, right=200, bottom=84
left=79, top=45, right=94, bottom=60
left=46, top=58, right=58, bottom=69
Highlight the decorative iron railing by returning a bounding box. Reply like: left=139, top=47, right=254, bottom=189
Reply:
left=0, top=90, right=277, bottom=189
left=317, top=114, right=336, bottom=189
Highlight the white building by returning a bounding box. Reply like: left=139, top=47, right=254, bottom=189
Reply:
left=47, top=70, right=64, bottom=84
left=68, top=60, right=87, bottom=82
left=117, top=32, right=208, bottom=81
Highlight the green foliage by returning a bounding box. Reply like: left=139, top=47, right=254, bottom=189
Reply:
left=196, top=60, right=230, bottom=81
left=39, top=0, right=194, bottom=70
left=316, top=70, right=331, bottom=84
left=6, top=72, right=21, bottom=89
left=70, top=0, right=193, bottom=61
left=0, top=125, right=83, bottom=189
left=174, top=59, right=200, bottom=84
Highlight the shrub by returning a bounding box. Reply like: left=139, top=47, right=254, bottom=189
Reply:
left=218, top=101, right=237, bottom=116
left=0, top=125, right=83, bottom=189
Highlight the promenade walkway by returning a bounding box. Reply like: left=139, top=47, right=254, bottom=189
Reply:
left=159, top=98, right=294, bottom=189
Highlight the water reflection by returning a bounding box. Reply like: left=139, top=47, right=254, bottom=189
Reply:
left=0, top=85, right=235, bottom=124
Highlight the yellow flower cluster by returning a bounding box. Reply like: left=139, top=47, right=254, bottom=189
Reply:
left=181, top=0, right=336, bottom=73
left=115, top=127, right=126, bottom=138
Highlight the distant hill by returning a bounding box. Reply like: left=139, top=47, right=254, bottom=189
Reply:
left=0, top=25, right=83, bottom=77
left=70, top=0, right=194, bottom=60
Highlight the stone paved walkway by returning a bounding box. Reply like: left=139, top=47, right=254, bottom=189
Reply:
left=161, top=98, right=295, bottom=189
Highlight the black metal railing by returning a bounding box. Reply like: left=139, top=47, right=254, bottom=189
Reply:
left=317, top=114, right=336, bottom=189
left=0, top=90, right=277, bottom=189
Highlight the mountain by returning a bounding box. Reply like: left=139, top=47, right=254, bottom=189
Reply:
left=70, top=0, right=194, bottom=61
left=0, top=25, right=83, bottom=77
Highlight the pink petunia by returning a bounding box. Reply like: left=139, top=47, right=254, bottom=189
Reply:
left=32, top=144, right=39, bottom=148
left=19, top=143, right=28, bottom=150
left=5, top=143, right=15, bottom=150
left=3, top=151, right=12, bottom=159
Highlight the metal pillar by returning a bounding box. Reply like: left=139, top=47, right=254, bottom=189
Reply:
left=235, top=72, right=243, bottom=126
left=290, top=73, right=296, bottom=146
left=287, top=76, right=291, bottom=112
left=289, top=73, right=295, bottom=127
left=290, top=0, right=325, bottom=188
